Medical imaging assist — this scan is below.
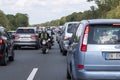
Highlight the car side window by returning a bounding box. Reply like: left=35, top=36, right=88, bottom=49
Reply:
left=74, top=23, right=83, bottom=43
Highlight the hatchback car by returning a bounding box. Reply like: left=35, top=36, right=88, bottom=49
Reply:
left=67, top=19, right=120, bottom=80
left=59, top=22, right=79, bottom=56
left=14, top=27, right=39, bottom=49
left=0, top=26, right=14, bottom=66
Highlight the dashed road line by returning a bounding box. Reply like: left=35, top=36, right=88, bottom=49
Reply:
left=27, top=68, right=38, bottom=80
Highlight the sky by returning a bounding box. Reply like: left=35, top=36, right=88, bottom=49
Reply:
left=0, top=0, right=97, bottom=25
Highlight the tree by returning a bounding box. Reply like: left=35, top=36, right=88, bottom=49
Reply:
left=6, top=14, right=16, bottom=30
left=15, top=13, right=29, bottom=27
left=0, top=10, right=11, bottom=30
left=60, top=17, right=66, bottom=25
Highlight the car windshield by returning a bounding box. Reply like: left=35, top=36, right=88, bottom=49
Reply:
left=88, top=24, right=120, bottom=44
left=16, top=29, right=35, bottom=34
left=67, top=23, right=78, bottom=33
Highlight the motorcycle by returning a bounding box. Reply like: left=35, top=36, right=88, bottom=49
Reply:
left=41, top=38, right=51, bottom=54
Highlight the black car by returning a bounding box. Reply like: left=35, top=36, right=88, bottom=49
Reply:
left=0, top=26, right=14, bottom=66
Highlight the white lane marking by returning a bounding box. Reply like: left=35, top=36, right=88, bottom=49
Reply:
left=27, top=68, right=38, bottom=80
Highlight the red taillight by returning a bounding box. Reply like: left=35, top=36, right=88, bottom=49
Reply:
left=0, top=53, right=4, bottom=57
left=14, top=34, right=19, bottom=39
left=77, top=65, right=84, bottom=69
left=0, top=39, right=3, bottom=44
left=113, top=24, right=120, bottom=26
left=31, top=34, right=37, bottom=38
left=81, top=25, right=89, bottom=52
left=81, top=45, right=87, bottom=51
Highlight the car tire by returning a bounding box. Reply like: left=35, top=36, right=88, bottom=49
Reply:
left=35, top=45, right=39, bottom=49
left=67, top=68, right=71, bottom=79
left=14, top=46, right=17, bottom=50
left=9, top=51, right=14, bottom=61
left=0, top=52, right=8, bottom=66
left=18, top=46, right=21, bottom=50
left=62, top=50, right=67, bottom=56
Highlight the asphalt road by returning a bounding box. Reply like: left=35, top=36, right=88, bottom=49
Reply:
left=0, top=41, right=67, bottom=80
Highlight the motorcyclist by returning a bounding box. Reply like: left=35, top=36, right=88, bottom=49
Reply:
left=38, top=27, right=50, bottom=47
left=47, top=29, right=54, bottom=45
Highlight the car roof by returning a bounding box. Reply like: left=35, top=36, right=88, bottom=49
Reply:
left=81, top=19, right=120, bottom=25
left=17, top=27, right=36, bottom=29
left=8, top=31, right=16, bottom=32
left=65, top=21, right=80, bottom=24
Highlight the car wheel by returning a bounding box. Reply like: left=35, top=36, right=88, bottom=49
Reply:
left=18, top=46, right=21, bottom=50
left=67, top=68, right=71, bottom=79
left=62, top=50, right=67, bottom=56
left=9, top=50, right=14, bottom=61
left=0, top=52, right=8, bottom=66
left=70, top=64, right=75, bottom=80
left=14, top=46, right=17, bottom=50
left=35, top=45, right=39, bottom=49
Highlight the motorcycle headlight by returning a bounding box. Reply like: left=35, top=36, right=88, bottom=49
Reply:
left=42, top=40, right=46, bottom=44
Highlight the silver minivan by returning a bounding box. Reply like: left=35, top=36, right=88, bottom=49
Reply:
left=59, top=22, right=79, bottom=56
left=67, top=19, right=120, bottom=80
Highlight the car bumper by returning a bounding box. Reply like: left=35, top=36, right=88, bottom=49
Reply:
left=14, top=41, right=38, bottom=46
left=75, top=70, right=120, bottom=80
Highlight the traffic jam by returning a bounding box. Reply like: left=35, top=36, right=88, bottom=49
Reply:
left=0, top=19, right=120, bottom=80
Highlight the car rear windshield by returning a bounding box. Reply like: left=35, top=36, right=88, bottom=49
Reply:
left=16, top=29, right=35, bottom=34
left=88, top=24, right=120, bottom=44
left=67, top=23, right=78, bottom=33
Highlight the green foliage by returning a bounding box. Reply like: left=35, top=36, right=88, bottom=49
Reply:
left=105, top=5, right=120, bottom=19
left=0, top=10, right=11, bottom=30
left=6, top=14, right=16, bottom=30
left=0, top=10, right=29, bottom=30
left=59, top=17, right=66, bottom=25
left=41, top=0, right=120, bottom=26
left=15, top=13, right=29, bottom=27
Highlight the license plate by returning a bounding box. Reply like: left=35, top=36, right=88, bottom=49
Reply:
left=105, top=53, right=120, bottom=60
left=20, top=38, right=29, bottom=41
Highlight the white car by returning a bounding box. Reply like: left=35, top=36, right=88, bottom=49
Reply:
left=14, top=27, right=39, bottom=49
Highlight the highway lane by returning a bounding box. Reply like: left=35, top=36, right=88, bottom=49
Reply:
left=0, top=41, right=67, bottom=80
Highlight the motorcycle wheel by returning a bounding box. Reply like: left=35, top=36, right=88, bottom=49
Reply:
left=42, top=47, right=46, bottom=54
left=42, top=50, right=46, bottom=54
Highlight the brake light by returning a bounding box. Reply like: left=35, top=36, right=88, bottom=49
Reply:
left=77, top=65, right=84, bottom=69
left=0, top=54, right=4, bottom=57
left=14, top=34, right=19, bottom=39
left=31, top=34, right=37, bottom=38
left=81, top=25, right=89, bottom=52
left=0, top=39, right=3, bottom=44
left=113, top=24, right=120, bottom=26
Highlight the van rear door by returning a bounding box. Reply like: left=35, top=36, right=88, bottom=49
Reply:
left=84, top=24, right=120, bottom=71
